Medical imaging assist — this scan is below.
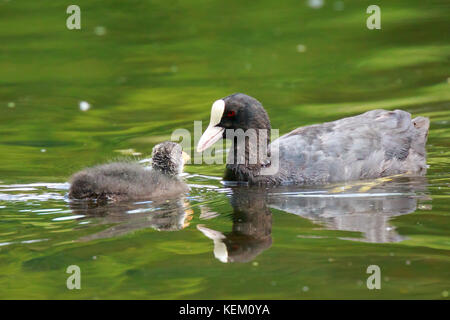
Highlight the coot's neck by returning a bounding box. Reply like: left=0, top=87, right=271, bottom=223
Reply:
left=225, top=128, right=271, bottom=182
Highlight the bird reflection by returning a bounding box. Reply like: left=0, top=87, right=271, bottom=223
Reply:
left=197, top=188, right=272, bottom=263
left=70, top=175, right=429, bottom=262
left=70, top=197, right=193, bottom=241
left=268, top=176, right=429, bottom=243
left=198, top=176, right=429, bottom=263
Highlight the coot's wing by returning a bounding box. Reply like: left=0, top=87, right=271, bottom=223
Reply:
left=270, top=109, right=429, bottom=183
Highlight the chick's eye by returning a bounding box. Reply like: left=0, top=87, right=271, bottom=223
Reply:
left=226, top=110, right=236, bottom=117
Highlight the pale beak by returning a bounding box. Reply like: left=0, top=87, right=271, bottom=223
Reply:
left=196, top=125, right=224, bottom=152
left=197, top=99, right=226, bottom=152
left=181, top=151, right=190, bottom=164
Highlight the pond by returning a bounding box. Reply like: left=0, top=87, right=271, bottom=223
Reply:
left=0, top=0, right=449, bottom=299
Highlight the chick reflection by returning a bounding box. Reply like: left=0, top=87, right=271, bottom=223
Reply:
left=69, top=197, right=193, bottom=241
left=197, top=188, right=272, bottom=263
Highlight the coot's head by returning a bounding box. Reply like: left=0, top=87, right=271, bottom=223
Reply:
left=197, top=93, right=271, bottom=152
left=152, top=141, right=190, bottom=176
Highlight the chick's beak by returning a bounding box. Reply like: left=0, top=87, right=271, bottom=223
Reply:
left=182, top=151, right=190, bottom=164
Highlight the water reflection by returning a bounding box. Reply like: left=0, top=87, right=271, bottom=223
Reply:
left=69, top=197, right=193, bottom=241
left=267, top=176, right=429, bottom=243
left=198, top=176, right=429, bottom=263
left=198, top=188, right=272, bottom=263
left=0, top=176, right=430, bottom=262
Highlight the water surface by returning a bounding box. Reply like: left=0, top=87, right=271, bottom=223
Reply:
left=0, top=0, right=449, bottom=299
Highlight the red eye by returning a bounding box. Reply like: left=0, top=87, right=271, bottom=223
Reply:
left=226, top=111, right=236, bottom=117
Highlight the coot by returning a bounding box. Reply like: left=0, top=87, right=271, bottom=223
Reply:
left=197, top=93, right=429, bottom=185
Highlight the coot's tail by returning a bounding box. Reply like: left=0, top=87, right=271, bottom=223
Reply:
left=411, top=116, right=430, bottom=157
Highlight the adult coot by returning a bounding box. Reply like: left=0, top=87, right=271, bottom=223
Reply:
left=69, top=141, right=189, bottom=201
left=197, top=93, right=429, bottom=185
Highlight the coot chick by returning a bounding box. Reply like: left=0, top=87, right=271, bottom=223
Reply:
left=197, top=93, right=429, bottom=185
left=69, top=141, right=189, bottom=201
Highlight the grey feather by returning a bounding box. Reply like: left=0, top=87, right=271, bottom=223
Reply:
left=263, top=109, right=429, bottom=184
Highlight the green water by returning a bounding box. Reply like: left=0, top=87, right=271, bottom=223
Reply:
left=0, top=0, right=449, bottom=299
